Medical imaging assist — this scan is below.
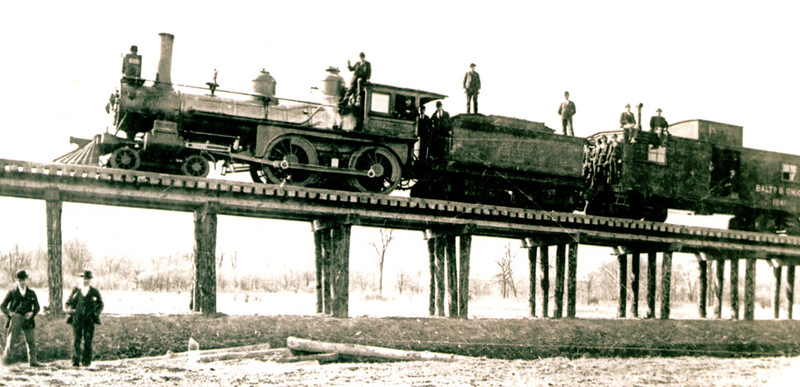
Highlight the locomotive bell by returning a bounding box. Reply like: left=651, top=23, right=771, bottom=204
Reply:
left=252, top=69, right=277, bottom=105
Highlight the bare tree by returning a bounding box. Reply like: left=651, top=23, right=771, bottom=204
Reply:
left=63, top=238, right=92, bottom=276
left=495, top=243, right=517, bottom=298
left=369, top=229, right=394, bottom=297
left=1, top=244, right=31, bottom=281
left=396, top=271, right=408, bottom=295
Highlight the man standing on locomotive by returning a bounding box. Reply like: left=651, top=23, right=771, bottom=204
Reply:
left=429, top=101, right=451, bottom=161
left=557, top=91, right=577, bottom=136
left=345, top=52, right=371, bottom=106
left=463, top=63, right=481, bottom=114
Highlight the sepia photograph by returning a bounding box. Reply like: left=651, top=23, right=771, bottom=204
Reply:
left=1, top=0, right=799, bottom=385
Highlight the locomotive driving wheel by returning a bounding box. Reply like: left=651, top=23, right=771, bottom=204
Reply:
left=181, top=154, right=211, bottom=178
left=109, top=147, right=140, bottom=170
left=348, top=146, right=402, bottom=194
left=250, top=135, right=319, bottom=186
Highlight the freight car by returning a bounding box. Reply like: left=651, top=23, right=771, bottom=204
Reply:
left=584, top=122, right=800, bottom=234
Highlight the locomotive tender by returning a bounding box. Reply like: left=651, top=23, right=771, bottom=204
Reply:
left=56, top=33, right=800, bottom=235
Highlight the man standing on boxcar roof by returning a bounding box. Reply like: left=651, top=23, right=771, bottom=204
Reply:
left=650, top=108, right=669, bottom=143
left=463, top=63, right=481, bottom=114
left=557, top=91, right=576, bottom=136
left=1, top=270, right=41, bottom=367
left=65, top=271, right=104, bottom=368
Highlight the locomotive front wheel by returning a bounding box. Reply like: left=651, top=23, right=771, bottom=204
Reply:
left=181, top=154, right=211, bottom=178
left=251, top=136, right=319, bottom=186
left=109, top=147, right=141, bottom=170
left=348, top=146, right=402, bottom=194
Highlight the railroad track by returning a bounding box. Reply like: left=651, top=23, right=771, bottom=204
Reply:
left=1, top=158, right=800, bottom=258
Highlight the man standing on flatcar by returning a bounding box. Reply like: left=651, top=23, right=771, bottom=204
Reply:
left=429, top=101, right=451, bottom=161
left=557, top=91, right=577, bottom=136
left=463, top=63, right=481, bottom=114
left=345, top=52, right=371, bottom=106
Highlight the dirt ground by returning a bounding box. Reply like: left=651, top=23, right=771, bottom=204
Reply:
left=2, top=355, right=798, bottom=386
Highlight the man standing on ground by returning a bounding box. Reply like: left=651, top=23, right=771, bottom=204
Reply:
left=463, top=63, right=481, bottom=114
left=1, top=270, right=41, bottom=367
left=557, top=91, right=577, bottom=136
left=65, top=271, right=104, bottom=367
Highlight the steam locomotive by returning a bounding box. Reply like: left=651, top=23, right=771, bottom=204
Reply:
left=56, top=33, right=800, bottom=235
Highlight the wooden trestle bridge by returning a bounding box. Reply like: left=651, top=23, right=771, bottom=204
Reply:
left=1, top=158, right=798, bottom=320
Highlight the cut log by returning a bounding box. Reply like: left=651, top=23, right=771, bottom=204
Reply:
left=275, top=352, right=340, bottom=364
left=287, top=336, right=471, bottom=362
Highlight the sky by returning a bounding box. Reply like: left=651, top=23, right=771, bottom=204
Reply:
left=0, top=1, right=798, bottom=285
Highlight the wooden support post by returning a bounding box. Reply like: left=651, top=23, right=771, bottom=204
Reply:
left=45, top=190, right=63, bottom=316
left=698, top=259, right=708, bottom=318
left=774, top=265, right=783, bottom=320
left=554, top=244, right=566, bottom=318
left=631, top=252, right=640, bottom=318
left=788, top=266, right=796, bottom=320
left=458, top=235, right=471, bottom=319
left=330, top=224, right=351, bottom=318
left=435, top=237, right=445, bottom=317
left=730, top=257, right=740, bottom=320
left=540, top=245, right=550, bottom=318
left=527, top=243, right=537, bottom=317
left=715, top=259, right=725, bottom=318
left=660, top=251, right=672, bottom=320
left=567, top=242, right=578, bottom=318
left=646, top=252, right=657, bottom=319
left=193, top=202, right=218, bottom=314
left=617, top=253, right=628, bottom=318
left=427, top=238, right=436, bottom=317
left=446, top=235, right=458, bottom=318
left=323, top=230, right=333, bottom=315
left=743, top=258, right=755, bottom=321
left=313, top=229, right=324, bottom=314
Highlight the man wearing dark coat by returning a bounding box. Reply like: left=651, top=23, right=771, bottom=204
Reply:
left=649, top=108, right=669, bottom=144
left=1, top=270, right=41, bottom=366
left=463, top=63, right=481, bottom=114
left=65, top=271, right=104, bottom=367
left=557, top=91, right=577, bottom=136
left=429, top=101, right=451, bottom=161
left=345, top=52, right=372, bottom=106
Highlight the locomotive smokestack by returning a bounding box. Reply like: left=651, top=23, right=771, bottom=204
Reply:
left=156, top=33, right=174, bottom=87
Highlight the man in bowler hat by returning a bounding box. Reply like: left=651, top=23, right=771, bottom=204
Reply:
left=463, top=63, right=481, bottom=114
left=1, top=270, right=41, bottom=366
left=65, top=271, right=104, bottom=367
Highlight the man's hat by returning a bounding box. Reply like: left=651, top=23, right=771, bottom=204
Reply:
left=656, top=108, right=663, bottom=113
left=625, top=103, right=631, bottom=108
left=15, top=270, right=28, bottom=280
left=79, top=270, right=93, bottom=279
left=359, top=52, right=365, bottom=57
left=469, top=63, right=476, bottom=67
